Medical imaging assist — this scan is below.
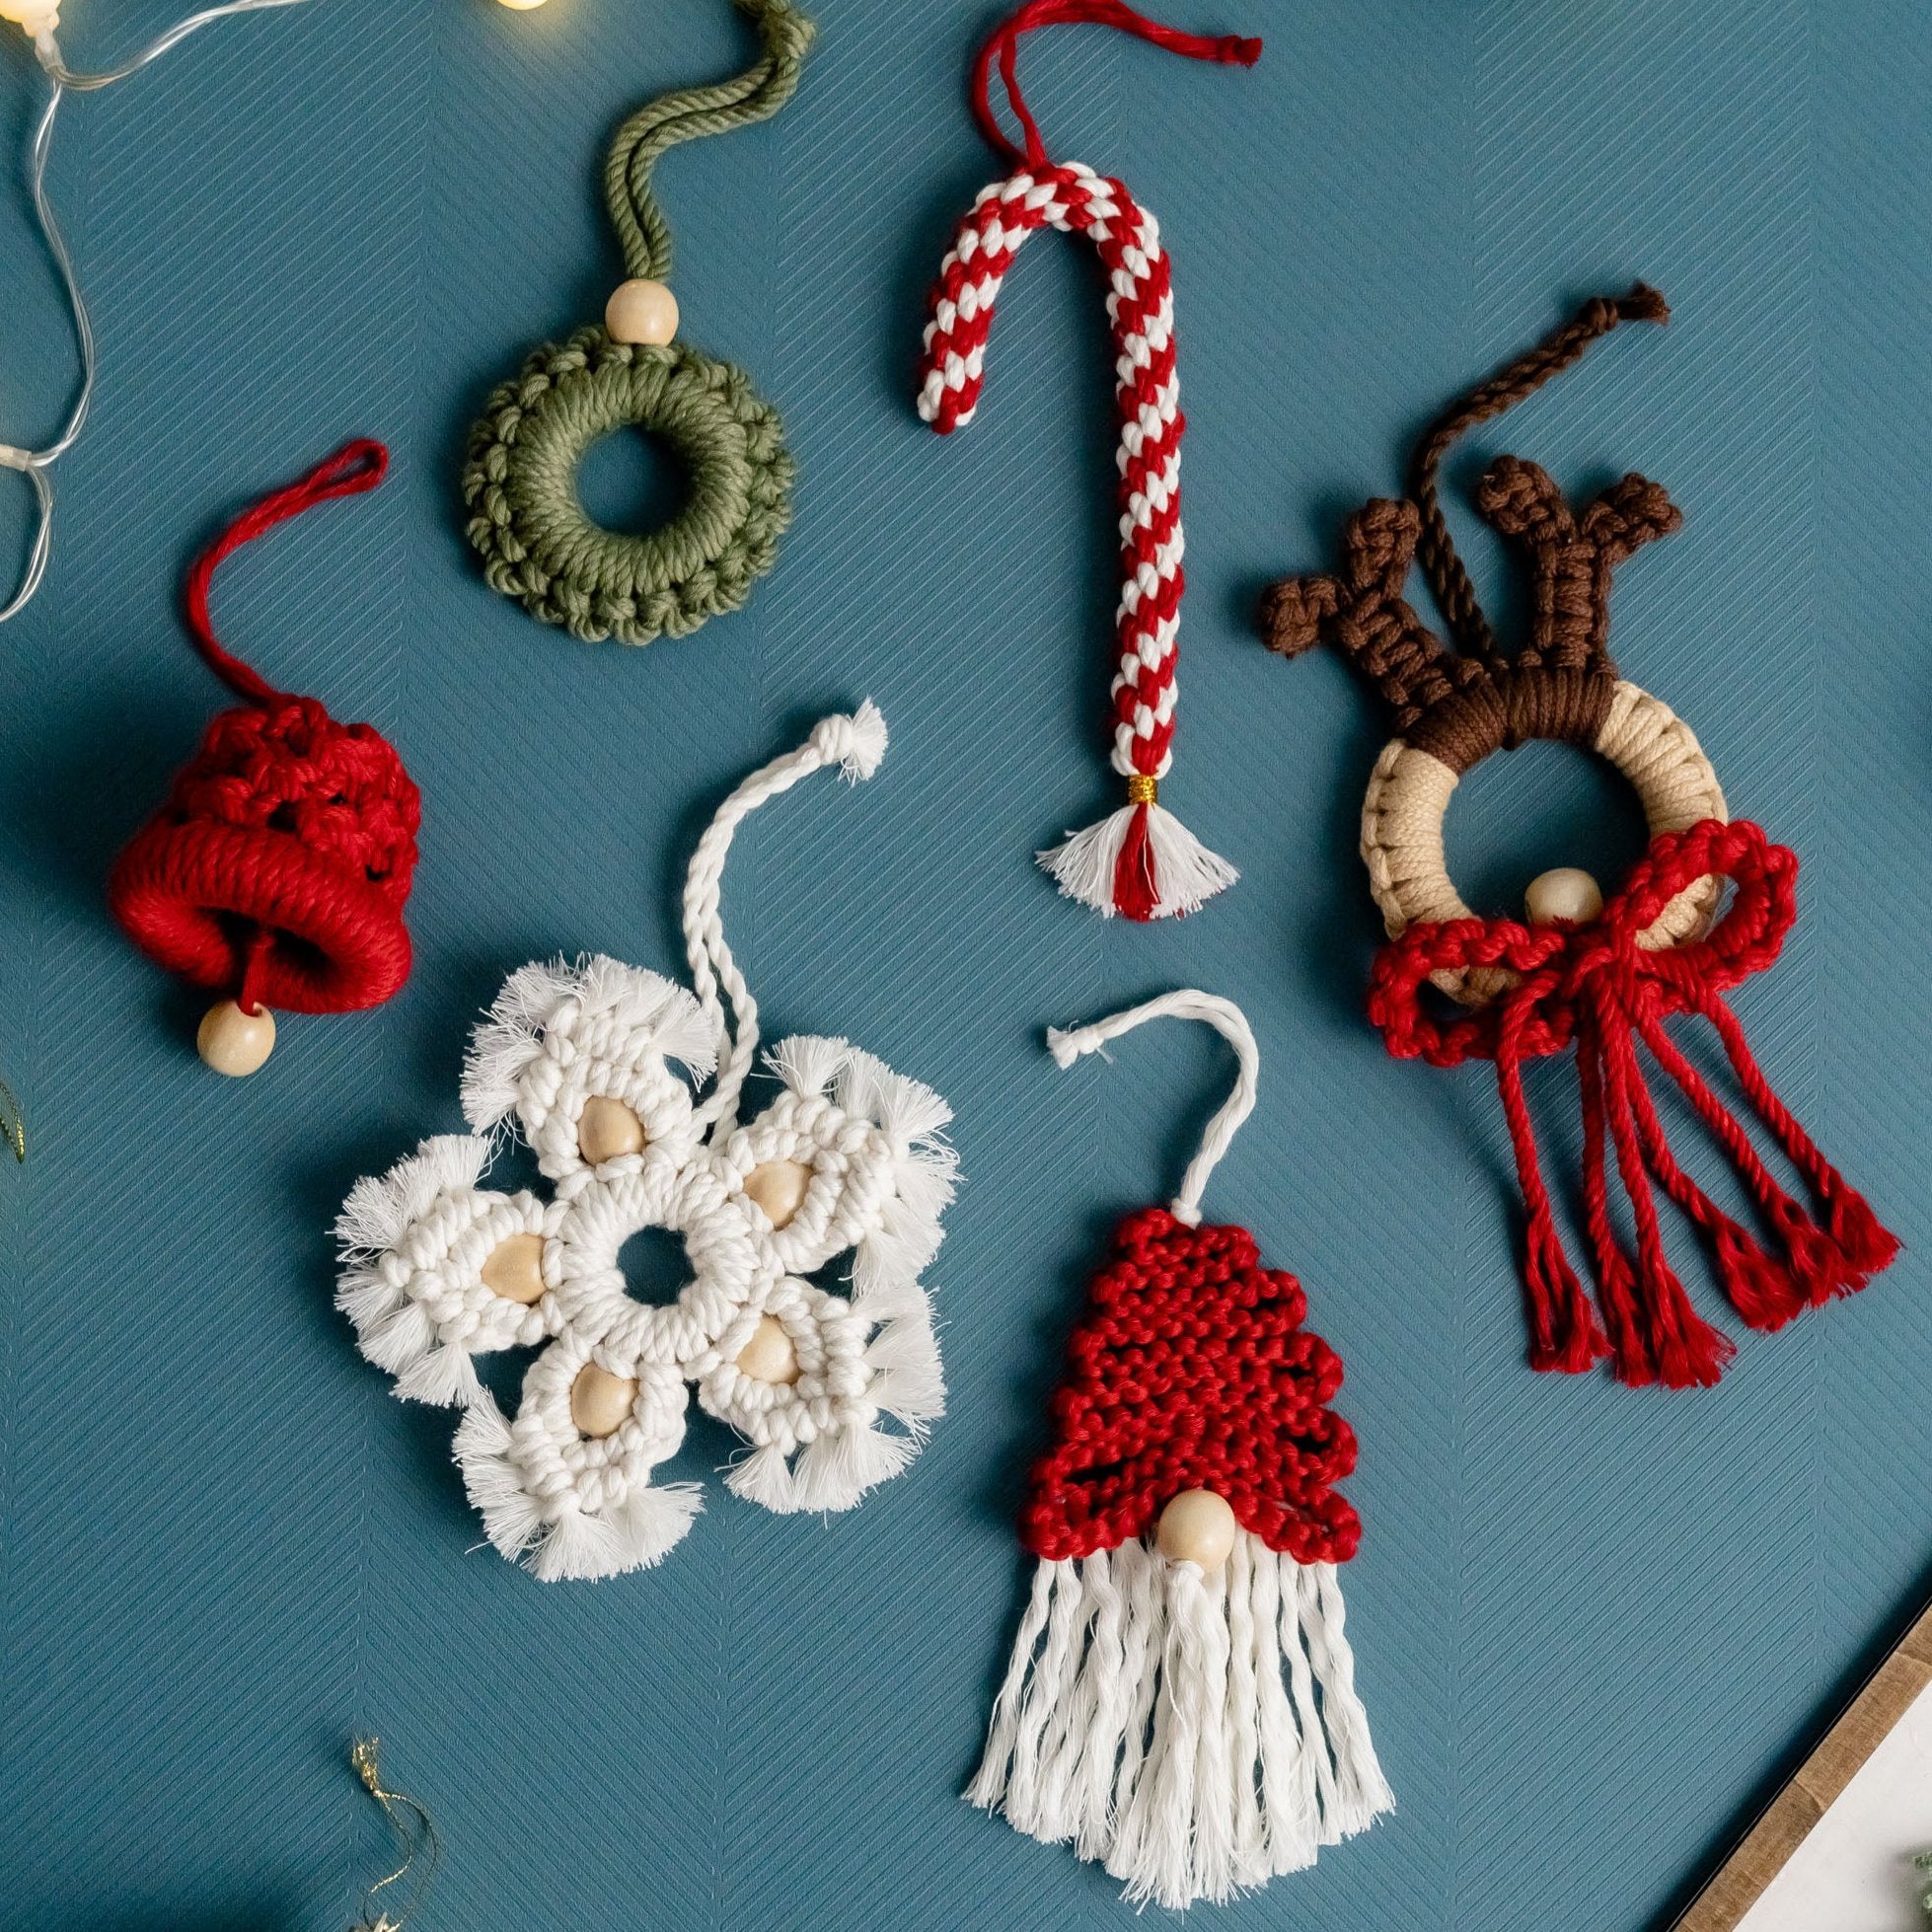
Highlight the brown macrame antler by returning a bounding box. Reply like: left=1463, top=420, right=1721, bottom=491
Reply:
left=1258, top=498, right=1484, bottom=735
left=1259, top=285, right=1677, bottom=770
left=1473, top=457, right=1682, bottom=675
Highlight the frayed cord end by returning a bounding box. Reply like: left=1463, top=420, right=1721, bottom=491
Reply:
left=812, top=700, right=887, bottom=782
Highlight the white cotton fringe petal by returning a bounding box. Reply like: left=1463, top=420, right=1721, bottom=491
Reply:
left=728, top=1425, right=914, bottom=1517
left=864, top=1311, right=946, bottom=1424
left=1037, top=801, right=1237, bottom=920
left=460, top=953, right=718, bottom=1132
left=769, top=1033, right=855, bottom=1102
left=335, top=1135, right=489, bottom=1259
left=966, top=1533, right=1389, bottom=1909
left=452, top=1398, right=702, bottom=1581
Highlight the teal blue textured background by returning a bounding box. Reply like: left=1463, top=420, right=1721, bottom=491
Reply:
left=3, top=2, right=1930, bottom=1927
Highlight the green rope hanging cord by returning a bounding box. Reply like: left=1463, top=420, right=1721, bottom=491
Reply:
left=463, top=0, right=814, bottom=647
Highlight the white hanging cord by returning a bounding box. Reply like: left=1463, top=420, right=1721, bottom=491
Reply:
left=1047, top=988, right=1259, bottom=1226
left=0, top=0, right=313, bottom=624
left=681, top=702, right=888, bottom=1132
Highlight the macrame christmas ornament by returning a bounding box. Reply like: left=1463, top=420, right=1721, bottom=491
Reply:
left=0, top=0, right=312, bottom=625
left=969, top=990, right=1389, bottom=1907
left=335, top=707, right=955, bottom=1581
left=463, top=0, right=810, bottom=647
left=916, top=0, right=1256, bottom=920
left=109, top=442, right=417, bottom=1077
left=1259, top=289, right=1898, bottom=1389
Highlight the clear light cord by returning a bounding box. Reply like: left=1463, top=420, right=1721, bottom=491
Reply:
left=1, top=0, right=313, bottom=624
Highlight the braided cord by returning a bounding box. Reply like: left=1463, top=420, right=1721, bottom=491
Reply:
left=604, top=0, right=816, bottom=282
left=1407, top=284, right=1668, bottom=664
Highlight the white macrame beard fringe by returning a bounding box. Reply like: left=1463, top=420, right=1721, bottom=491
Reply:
left=966, top=1532, right=1391, bottom=1910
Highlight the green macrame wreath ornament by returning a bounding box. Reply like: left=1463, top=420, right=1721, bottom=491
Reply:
left=463, top=0, right=812, bottom=647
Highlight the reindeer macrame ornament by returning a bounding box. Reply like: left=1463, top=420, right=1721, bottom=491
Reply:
left=1259, top=288, right=1898, bottom=1389
left=970, top=991, right=1389, bottom=1908
left=916, top=0, right=1257, bottom=920
left=109, top=442, right=418, bottom=1077
left=335, top=708, right=955, bottom=1581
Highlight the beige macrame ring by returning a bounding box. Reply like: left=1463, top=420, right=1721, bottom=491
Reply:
left=1362, top=680, right=1727, bottom=1006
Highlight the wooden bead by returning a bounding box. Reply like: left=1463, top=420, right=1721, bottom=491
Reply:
left=735, top=1314, right=800, bottom=1384
left=578, top=1095, right=645, bottom=1165
left=196, top=1000, right=275, bottom=1077
left=570, top=1363, right=636, bottom=1439
left=481, top=1231, right=546, bottom=1305
left=743, top=1157, right=812, bottom=1229
left=1524, top=866, right=1604, bottom=927
left=605, top=278, right=680, bottom=346
left=1154, top=1488, right=1238, bottom=1571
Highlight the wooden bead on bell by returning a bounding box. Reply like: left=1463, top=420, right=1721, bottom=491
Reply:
left=197, top=999, right=276, bottom=1077
left=605, top=278, right=679, bottom=346
left=736, top=1314, right=800, bottom=1384
left=578, top=1095, right=645, bottom=1164
left=482, top=1231, right=547, bottom=1305
left=1154, top=1488, right=1238, bottom=1570
left=743, top=1157, right=812, bottom=1230
left=1524, top=866, right=1603, bottom=928
left=570, top=1362, right=636, bottom=1439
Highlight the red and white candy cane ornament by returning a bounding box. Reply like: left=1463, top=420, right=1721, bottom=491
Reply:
left=916, top=0, right=1259, bottom=920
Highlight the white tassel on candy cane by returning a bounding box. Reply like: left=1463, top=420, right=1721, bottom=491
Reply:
left=1038, top=782, right=1239, bottom=922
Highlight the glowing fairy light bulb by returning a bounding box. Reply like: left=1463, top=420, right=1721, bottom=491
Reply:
left=496, top=0, right=549, bottom=9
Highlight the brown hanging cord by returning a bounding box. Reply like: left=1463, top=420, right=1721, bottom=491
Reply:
left=1407, top=284, right=1669, bottom=664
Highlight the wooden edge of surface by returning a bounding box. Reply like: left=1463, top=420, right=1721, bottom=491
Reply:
left=1671, top=1599, right=1932, bottom=1930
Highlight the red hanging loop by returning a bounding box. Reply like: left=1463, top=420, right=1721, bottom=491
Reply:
left=182, top=439, right=390, bottom=706
left=969, top=0, right=1262, bottom=168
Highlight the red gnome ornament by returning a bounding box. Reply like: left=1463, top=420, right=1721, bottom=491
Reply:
left=969, top=991, right=1389, bottom=1908
left=916, top=1, right=1257, bottom=920
left=110, top=442, right=418, bottom=1077
left=1259, top=291, right=1899, bottom=1387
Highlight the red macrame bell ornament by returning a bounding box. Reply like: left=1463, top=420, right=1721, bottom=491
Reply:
left=1259, top=290, right=1898, bottom=1387
left=109, top=442, right=418, bottom=1077
left=968, top=991, right=1389, bottom=1908
left=916, top=1, right=1258, bottom=920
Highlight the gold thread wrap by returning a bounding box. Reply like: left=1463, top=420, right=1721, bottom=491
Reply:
left=1126, top=774, right=1159, bottom=806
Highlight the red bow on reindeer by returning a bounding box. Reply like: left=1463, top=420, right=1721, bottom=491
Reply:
left=1371, top=819, right=1897, bottom=1387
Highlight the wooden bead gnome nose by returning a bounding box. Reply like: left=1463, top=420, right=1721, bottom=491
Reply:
left=108, top=442, right=418, bottom=1077
left=915, top=0, right=1259, bottom=921
left=971, top=988, right=1390, bottom=1909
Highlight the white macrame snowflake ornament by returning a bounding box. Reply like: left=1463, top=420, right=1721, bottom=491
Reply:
left=334, top=706, right=957, bottom=1581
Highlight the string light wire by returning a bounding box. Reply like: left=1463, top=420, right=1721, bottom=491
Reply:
left=1, top=0, right=313, bottom=623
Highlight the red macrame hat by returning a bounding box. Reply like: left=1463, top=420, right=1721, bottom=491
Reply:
left=916, top=1, right=1259, bottom=920
left=968, top=991, right=1389, bottom=1908
left=1258, top=292, right=1899, bottom=1387
left=109, top=442, right=418, bottom=1075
